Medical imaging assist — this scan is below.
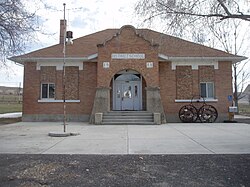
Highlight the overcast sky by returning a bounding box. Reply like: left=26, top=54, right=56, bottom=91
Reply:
left=0, top=0, right=138, bottom=87
left=0, top=0, right=249, bottom=88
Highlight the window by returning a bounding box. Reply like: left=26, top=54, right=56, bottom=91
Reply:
left=200, top=82, right=214, bottom=98
left=135, top=85, right=138, bottom=97
left=41, top=83, right=55, bottom=99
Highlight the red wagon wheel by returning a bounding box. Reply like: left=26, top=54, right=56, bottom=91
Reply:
left=179, top=105, right=198, bottom=123
left=198, top=104, right=218, bottom=123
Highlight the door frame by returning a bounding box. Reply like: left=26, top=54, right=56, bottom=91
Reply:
left=112, top=71, right=142, bottom=111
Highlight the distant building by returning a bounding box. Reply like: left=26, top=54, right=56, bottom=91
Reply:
left=244, top=84, right=250, bottom=94
left=0, top=86, right=23, bottom=95
left=239, top=84, right=250, bottom=104
left=10, top=22, right=247, bottom=123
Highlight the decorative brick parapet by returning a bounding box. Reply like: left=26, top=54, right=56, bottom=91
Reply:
left=176, top=66, right=193, bottom=99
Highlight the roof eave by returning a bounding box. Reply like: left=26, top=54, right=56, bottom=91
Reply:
left=9, top=53, right=247, bottom=64
left=158, top=54, right=247, bottom=63
left=8, top=53, right=98, bottom=63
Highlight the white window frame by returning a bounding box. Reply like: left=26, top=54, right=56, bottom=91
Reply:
left=41, top=83, right=55, bottom=99
left=200, top=82, right=214, bottom=99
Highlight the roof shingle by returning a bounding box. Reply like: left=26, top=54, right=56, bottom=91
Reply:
left=11, top=26, right=245, bottom=60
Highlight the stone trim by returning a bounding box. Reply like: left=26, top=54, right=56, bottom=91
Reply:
left=89, top=87, right=111, bottom=124
left=154, top=113, right=161, bottom=125
left=95, top=113, right=103, bottom=125
left=175, top=99, right=218, bottom=103
left=38, top=100, right=80, bottom=103
left=158, top=54, right=246, bottom=63
left=146, top=87, right=166, bottom=123
left=171, top=61, right=218, bottom=70
left=22, top=114, right=89, bottom=122
left=36, top=62, right=83, bottom=70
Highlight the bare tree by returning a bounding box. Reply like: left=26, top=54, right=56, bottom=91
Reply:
left=0, top=0, right=40, bottom=67
left=135, top=0, right=250, bottom=37
left=135, top=0, right=250, bottom=112
left=205, top=19, right=250, bottom=111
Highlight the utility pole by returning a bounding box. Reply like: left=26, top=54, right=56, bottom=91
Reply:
left=18, top=82, right=21, bottom=104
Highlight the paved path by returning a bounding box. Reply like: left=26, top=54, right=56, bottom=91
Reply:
left=0, top=122, right=249, bottom=154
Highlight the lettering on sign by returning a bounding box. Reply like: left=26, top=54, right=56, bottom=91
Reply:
left=111, top=53, right=145, bottom=59
left=103, top=62, right=110, bottom=68
left=146, top=62, right=154, bottom=68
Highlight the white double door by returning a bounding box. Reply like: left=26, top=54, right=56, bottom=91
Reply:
left=113, top=81, right=142, bottom=111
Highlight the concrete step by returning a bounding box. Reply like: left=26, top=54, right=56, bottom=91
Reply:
left=103, top=115, right=153, bottom=119
left=101, top=122, right=156, bottom=125
left=101, top=111, right=155, bottom=125
left=104, top=111, right=153, bottom=116
left=102, top=119, right=154, bottom=122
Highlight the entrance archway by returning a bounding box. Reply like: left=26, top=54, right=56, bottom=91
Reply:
left=112, top=70, right=143, bottom=110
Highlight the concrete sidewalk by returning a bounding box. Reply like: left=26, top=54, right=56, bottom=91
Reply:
left=0, top=122, right=249, bottom=154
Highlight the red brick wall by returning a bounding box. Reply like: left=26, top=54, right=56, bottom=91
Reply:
left=80, top=62, right=97, bottom=113
left=176, top=66, right=193, bottom=99
left=199, top=66, right=214, bottom=82
left=65, top=66, right=79, bottom=100
left=97, top=26, right=159, bottom=88
left=23, top=60, right=232, bottom=122
left=23, top=62, right=41, bottom=114
left=56, top=70, right=63, bottom=100
left=23, top=26, right=233, bottom=122
left=159, top=62, right=176, bottom=115
left=41, top=66, right=56, bottom=82
left=23, top=62, right=97, bottom=116
left=214, top=61, right=232, bottom=113
left=159, top=61, right=233, bottom=120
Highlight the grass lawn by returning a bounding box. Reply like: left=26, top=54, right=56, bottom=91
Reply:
left=0, top=95, right=22, bottom=103
left=0, top=103, right=22, bottom=114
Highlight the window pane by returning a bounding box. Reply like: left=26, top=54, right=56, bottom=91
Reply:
left=42, top=84, right=48, bottom=98
left=200, top=83, right=206, bottom=98
left=49, top=84, right=55, bottom=98
left=207, top=83, right=214, bottom=98
left=135, top=85, right=138, bottom=97
left=116, top=74, right=140, bottom=81
left=123, top=85, right=132, bottom=98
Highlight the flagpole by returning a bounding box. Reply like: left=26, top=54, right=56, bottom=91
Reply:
left=63, top=3, right=66, bottom=132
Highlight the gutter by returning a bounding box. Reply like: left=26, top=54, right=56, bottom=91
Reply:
left=9, top=53, right=247, bottom=64
left=8, top=53, right=98, bottom=64
left=158, top=54, right=247, bottom=63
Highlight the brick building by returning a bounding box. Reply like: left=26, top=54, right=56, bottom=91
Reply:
left=10, top=23, right=246, bottom=123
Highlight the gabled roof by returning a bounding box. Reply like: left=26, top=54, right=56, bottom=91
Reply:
left=10, top=26, right=247, bottom=63
left=243, top=84, right=250, bottom=93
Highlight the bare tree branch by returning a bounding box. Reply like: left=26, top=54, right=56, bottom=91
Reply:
left=135, top=0, right=250, bottom=29
left=135, top=0, right=250, bottom=111
left=0, top=0, right=40, bottom=67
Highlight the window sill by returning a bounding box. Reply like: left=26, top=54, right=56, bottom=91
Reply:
left=38, top=100, right=80, bottom=103
left=175, top=99, right=218, bottom=103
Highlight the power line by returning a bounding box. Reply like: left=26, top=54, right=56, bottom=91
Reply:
left=45, top=6, right=87, bottom=13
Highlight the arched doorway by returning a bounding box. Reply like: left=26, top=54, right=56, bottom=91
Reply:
left=112, top=70, right=142, bottom=110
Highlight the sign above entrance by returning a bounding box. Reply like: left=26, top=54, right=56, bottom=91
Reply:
left=111, top=53, right=145, bottom=59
